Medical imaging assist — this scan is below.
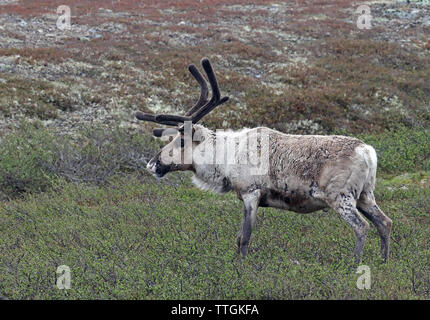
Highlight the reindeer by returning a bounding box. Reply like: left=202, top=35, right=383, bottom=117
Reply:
left=135, top=58, right=392, bottom=263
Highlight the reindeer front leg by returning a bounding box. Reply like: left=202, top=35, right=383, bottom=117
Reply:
left=237, top=190, right=261, bottom=257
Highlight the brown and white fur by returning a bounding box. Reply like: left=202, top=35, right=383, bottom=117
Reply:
left=147, top=124, right=392, bottom=263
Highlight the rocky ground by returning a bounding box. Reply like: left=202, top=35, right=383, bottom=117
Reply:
left=0, top=0, right=429, bottom=137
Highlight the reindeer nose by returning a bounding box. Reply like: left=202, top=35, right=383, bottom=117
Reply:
left=147, top=161, right=156, bottom=173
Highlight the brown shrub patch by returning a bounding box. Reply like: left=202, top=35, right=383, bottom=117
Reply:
left=0, top=47, right=70, bottom=64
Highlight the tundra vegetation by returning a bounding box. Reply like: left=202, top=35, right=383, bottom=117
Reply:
left=0, top=0, right=429, bottom=299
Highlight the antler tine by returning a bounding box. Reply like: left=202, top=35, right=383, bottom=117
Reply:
left=154, top=114, right=192, bottom=123
left=155, top=62, right=210, bottom=124
left=135, top=111, right=180, bottom=126
left=192, top=96, right=229, bottom=123
left=136, top=58, right=229, bottom=132
left=201, top=58, right=221, bottom=101
left=185, top=64, right=209, bottom=116
left=135, top=111, right=155, bottom=122
left=190, top=58, right=229, bottom=123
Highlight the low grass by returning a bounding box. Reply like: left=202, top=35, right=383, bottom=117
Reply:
left=0, top=171, right=428, bottom=299
left=0, top=122, right=428, bottom=299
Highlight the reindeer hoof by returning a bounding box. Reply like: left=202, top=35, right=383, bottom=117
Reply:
left=236, top=234, right=242, bottom=251
left=239, top=245, right=248, bottom=257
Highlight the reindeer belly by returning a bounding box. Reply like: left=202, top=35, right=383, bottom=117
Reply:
left=259, top=189, right=328, bottom=213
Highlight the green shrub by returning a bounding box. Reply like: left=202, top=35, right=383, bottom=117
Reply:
left=0, top=121, right=160, bottom=199
left=0, top=121, right=56, bottom=199
left=48, top=125, right=159, bottom=184
left=359, top=126, right=430, bottom=174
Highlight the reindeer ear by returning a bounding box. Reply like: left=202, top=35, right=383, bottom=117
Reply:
left=152, top=128, right=164, bottom=137
left=192, top=127, right=205, bottom=142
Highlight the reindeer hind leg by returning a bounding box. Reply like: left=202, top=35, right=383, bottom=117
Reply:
left=357, top=191, right=392, bottom=261
left=328, top=192, right=370, bottom=263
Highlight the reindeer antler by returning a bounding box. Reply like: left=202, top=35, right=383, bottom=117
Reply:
left=135, top=58, right=229, bottom=136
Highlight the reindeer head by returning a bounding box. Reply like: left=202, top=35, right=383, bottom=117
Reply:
left=135, top=58, right=229, bottom=178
